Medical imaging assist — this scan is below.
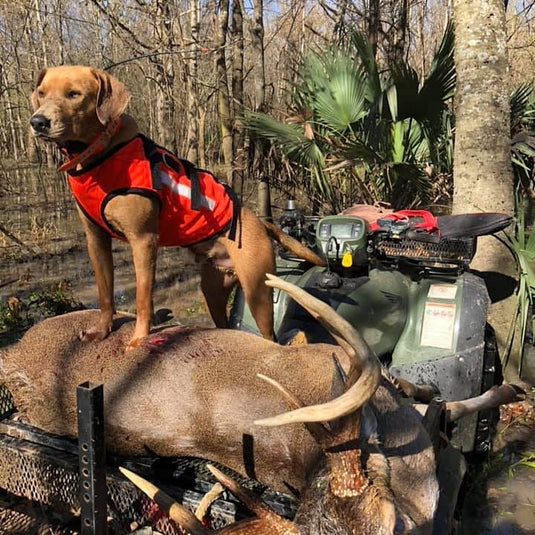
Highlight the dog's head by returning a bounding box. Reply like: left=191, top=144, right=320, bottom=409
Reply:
left=30, top=66, right=131, bottom=143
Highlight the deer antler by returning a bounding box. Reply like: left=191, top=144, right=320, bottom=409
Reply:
left=119, top=467, right=210, bottom=535
left=120, top=466, right=300, bottom=535
left=254, top=275, right=383, bottom=497
left=255, top=274, right=381, bottom=426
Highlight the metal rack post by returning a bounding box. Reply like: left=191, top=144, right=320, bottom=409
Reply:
left=77, top=382, right=107, bottom=534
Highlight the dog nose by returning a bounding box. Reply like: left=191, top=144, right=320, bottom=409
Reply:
left=30, top=114, right=51, bottom=132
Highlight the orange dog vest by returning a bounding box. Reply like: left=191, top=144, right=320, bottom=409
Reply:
left=65, top=135, right=235, bottom=247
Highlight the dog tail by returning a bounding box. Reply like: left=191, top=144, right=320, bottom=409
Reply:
left=263, top=221, right=326, bottom=266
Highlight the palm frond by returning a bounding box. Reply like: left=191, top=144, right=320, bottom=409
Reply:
left=389, top=119, right=429, bottom=163
left=389, top=63, right=420, bottom=121
left=244, top=111, right=325, bottom=169
left=502, top=194, right=535, bottom=374
left=301, top=51, right=369, bottom=132
left=387, top=163, right=433, bottom=208
left=349, top=30, right=382, bottom=103
left=510, top=83, right=535, bottom=131
left=416, top=22, right=456, bottom=126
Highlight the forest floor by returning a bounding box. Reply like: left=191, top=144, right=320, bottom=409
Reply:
left=458, top=386, right=535, bottom=534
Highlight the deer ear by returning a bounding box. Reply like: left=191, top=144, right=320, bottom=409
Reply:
left=30, top=68, right=48, bottom=111
left=91, top=68, right=131, bottom=125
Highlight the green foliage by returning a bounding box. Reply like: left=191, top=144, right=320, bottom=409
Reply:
left=502, top=194, right=535, bottom=374
left=245, top=23, right=456, bottom=212
left=510, top=83, right=535, bottom=193
left=0, top=282, right=83, bottom=344
left=246, top=23, right=533, bottom=214
left=509, top=451, right=535, bottom=474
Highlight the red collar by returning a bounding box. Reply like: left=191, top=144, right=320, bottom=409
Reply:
left=58, top=117, right=122, bottom=173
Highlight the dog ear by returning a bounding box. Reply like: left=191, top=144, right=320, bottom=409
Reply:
left=91, top=68, right=131, bottom=125
left=30, top=68, right=48, bottom=111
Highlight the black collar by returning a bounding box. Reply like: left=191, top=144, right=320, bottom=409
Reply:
left=59, top=140, right=89, bottom=156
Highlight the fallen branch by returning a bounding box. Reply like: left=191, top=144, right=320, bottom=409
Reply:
left=0, top=222, right=42, bottom=255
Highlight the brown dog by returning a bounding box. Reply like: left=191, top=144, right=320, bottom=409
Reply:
left=30, top=65, right=324, bottom=349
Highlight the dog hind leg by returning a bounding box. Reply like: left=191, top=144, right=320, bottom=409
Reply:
left=218, top=208, right=275, bottom=340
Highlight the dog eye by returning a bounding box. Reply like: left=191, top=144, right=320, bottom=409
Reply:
left=67, top=90, right=80, bottom=99
left=37, top=90, right=44, bottom=98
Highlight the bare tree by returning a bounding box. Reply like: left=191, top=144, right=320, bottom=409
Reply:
left=186, top=0, right=201, bottom=163
left=153, top=1, right=177, bottom=152
left=246, top=0, right=271, bottom=218
left=214, top=0, right=234, bottom=184
left=231, top=0, right=245, bottom=193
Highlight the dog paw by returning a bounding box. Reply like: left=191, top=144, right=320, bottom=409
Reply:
left=125, top=337, right=144, bottom=351
left=80, top=325, right=111, bottom=343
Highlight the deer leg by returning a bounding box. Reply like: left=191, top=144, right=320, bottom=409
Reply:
left=445, top=384, right=524, bottom=422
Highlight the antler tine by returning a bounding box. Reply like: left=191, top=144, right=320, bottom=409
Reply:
left=121, top=466, right=300, bottom=535
left=257, top=275, right=381, bottom=426
left=207, top=465, right=300, bottom=534
left=265, top=274, right=360, bottom=359
left=119, top=467, right=210, bottom=535
left=256, top=372, right=370, bottom=497
left=256, top=373, right=329, bottom=442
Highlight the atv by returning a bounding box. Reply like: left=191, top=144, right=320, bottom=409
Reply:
left=231, top=201, right=513, bottom=455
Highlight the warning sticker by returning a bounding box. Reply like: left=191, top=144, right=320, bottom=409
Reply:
left=420, top=302, right=456, bottom=349
left=427, top=283, right=457, bottom=300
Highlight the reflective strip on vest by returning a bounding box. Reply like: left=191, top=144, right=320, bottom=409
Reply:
left=159, top=170, right=216, bottom=211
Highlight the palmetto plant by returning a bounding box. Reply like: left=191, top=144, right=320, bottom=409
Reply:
left=245, top=24, right=456, bottom=213
left=510, top=83, right=535, bottom=194
left=501, top=193, right=535, bottom=377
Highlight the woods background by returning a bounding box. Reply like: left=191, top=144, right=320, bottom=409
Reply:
left=0, top=0, right=534, bottom=213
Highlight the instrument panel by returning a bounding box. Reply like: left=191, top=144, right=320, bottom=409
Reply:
left=316, top=216, right=368, bottom=265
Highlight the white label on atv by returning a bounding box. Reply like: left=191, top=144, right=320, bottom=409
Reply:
left=427, top=283, right=457, bottom=300
left=420, top=302, right=456, bottom=349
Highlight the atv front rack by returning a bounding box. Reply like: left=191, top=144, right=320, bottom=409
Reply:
left=372, top=235, right=475, bottom=272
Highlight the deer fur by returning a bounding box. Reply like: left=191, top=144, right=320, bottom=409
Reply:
left=1, top=309, right=353, bottom=493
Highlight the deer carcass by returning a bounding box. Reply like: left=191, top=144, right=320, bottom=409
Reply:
left=0, top=276, right=520, bottom=534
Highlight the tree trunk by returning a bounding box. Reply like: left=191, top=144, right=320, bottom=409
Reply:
left=384, top=0, right=409, bottom=65
left=367, top=0, right=380, bottom=59
left=186, top=0, right=201, bottom=163
left=452, top=0, right=518, bottom=380
left=154, top=1, right=176, bottom=152
left=214, top=0, right=234, bottom=185
left=248, top=0, right=271, bottom=219
left=231, top=0, right=244, bottom=194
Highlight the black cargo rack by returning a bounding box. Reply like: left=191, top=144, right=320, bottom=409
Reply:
left=371, top=234, right=476, bottom=273
left=0, top=385, right=296, bottom=533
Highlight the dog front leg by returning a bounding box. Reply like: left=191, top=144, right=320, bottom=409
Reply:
left=79, top=211, right=115, bottom=342
left=104, top=194, right=159, bottom=350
